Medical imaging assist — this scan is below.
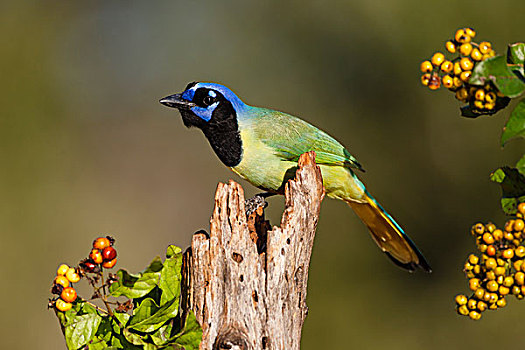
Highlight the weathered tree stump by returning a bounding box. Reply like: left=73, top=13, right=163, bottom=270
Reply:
left=182, top=152, right=325, bottom=350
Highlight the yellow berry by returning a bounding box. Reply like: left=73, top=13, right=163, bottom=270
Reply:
left=460, top=71, right=471, bottom=83
left=472, top=223, right=485, bottom=235
left=485, top=102, right=495, bottom=110
left=493, top=229, right=503, bottom=240
left=514, top=259, right=524, bottom=271
left=420, top=60, right=433, bottom=73
left=503, top=276, right=514, bottom=288
left=474, top=288, right=485, bottom=300
left=455, top=87, right=468, bottom=101
left=505, top=220, right=515, bottom=232
left=477, top=301, right=487, bottom=312
left=431, top=52, right=446, bottom=66
left=486, top=280, right=499, bottom=292
left=469, top=310, right=482, bottom=320
left=497, top=275, right=504, bottom=285
left=421, top=73, right=431, bottom=86
left=446, top=41, right=456, bottom=53
left=455, top=28, right=471, bottom=43
left=457, top=304, right=469, bottom=316
left=460, top=57, right=474, bottom=71
left=485, top=258, right=497, bottom=270
left=471, top=48, right=483, bottom=61
left=516, top=247, right=525, bottom=259
left=482, top=54, right=491, bottom=60
left=453, top=77, right=463, bottom=89
left=469, top=278, right=481, bottom=291
left=65, top=268, right=81, bottom=283
left=465, top=27, right=476, bottom=38
left=483, top=233, right=495, bottom=244
left=489, top=293, right=499, bottom=303
left=489, top=50, right=496, bottom=57
left=514, top=219, right=524, bottom=231
left=467, top=298, right=477, bottom=309
left=54, top=276, right=70, bottom=288
left=453, top=62, right=462, bottom=76
left=468, top=254, right=479, bottom=265
left=518, top=203, right=525, bottom=215
left=502, top=249, right=514, bottom=259
left=459, top=43, right=473, bottom=56
left=517, top=272, right=525, bottom=286
left=55, top=299, right=72, bottom=312
left=474, top=100, right=485, bottom=109
left=441, top=60, right=454, bottom=73
left=512, top=285, right=521, bottom=295
left=479, top=41, right=492, bottom=54
left=486, top=223, right=496, bottom=233
left=495, top=266, right=506, bottom=276
left=455, top=294, right=468, bottom=305
left=57, top=264, right=69, bottom=276
left=442, top=75, right=454, bottom=88
left=496, top=298, right=507, bottom=308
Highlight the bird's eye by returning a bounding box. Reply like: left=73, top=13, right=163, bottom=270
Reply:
left=203, top=95, right=214, bottom=106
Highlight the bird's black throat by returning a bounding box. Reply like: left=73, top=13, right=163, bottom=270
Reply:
left=180, top=100, right=242, bottom=167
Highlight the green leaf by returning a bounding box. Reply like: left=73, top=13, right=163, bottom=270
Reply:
left=63, top=311, right=102, bottom=349
left=516, top=154, right=525, bottom=176
left=127, top=297, right=179, bottom=333
left=159, top=246, right=183, bottom=305
left=501, top=98, right=525, bottom=145
left=470, top=55, right=525, bottom=98
left=110, top=257, right=163, bottom=299
left=508, top=43, right=525, bottom=64
left=508, top=42, right=525, bottom=78
left=167, top=311, right=203, bottom=350
left=150, top=323, right=173, bottom=346
left=490, top=166, right=525, bottom=214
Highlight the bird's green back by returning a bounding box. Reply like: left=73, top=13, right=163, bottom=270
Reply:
left=244, top=107, right=363, bottom=171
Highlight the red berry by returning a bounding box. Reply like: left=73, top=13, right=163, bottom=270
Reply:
left=81, top=259, right=98, bottom=273
left=102, top=247, right=117, bottom=261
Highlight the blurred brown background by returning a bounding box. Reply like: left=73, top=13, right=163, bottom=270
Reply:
left=1, top=0, right=524, bottom=349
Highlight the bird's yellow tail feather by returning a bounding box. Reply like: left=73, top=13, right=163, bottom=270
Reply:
left=346, top=194, right=431, bottom=272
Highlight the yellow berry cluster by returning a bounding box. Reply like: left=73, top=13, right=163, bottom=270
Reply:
left=420, top=27, right=501, bottom=112
left=51, top=264, right=80, bottom=312
left=455, top=202, right=525, bottom=320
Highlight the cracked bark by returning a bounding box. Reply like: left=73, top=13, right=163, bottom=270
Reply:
left=182, top=151, right=325, bottom=350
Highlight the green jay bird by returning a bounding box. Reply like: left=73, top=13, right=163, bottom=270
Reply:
left=160, top=82, right=431, bottom=272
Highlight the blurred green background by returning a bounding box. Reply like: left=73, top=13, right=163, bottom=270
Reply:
left=1, top=0, right=524, bottom=348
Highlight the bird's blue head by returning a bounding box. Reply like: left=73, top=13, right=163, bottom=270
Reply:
left=159, top=82, right=245, bottom=167
left=159, top=82, right=247, bottom=128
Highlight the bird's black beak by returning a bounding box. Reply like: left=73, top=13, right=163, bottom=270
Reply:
left=159, top=93, right=196, bottom=110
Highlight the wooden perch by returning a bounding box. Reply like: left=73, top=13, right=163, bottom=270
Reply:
left=182, top=151, right=325, bottom=350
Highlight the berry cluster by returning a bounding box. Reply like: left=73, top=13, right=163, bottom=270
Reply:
left=81, top=236, right=117, bottom=272
left=455, top=203, right=525, bottom=320
left=420, top=27, right=503, bottom=113
left=51, top=264, right=80, bottom=312
left=49, top=236, right=118, bottom=313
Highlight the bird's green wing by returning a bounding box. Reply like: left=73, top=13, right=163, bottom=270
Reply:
left=252, top=109, right=363, bottom=171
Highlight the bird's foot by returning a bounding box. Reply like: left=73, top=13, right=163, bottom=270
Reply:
left=245, top=193, right=274, bottom=217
